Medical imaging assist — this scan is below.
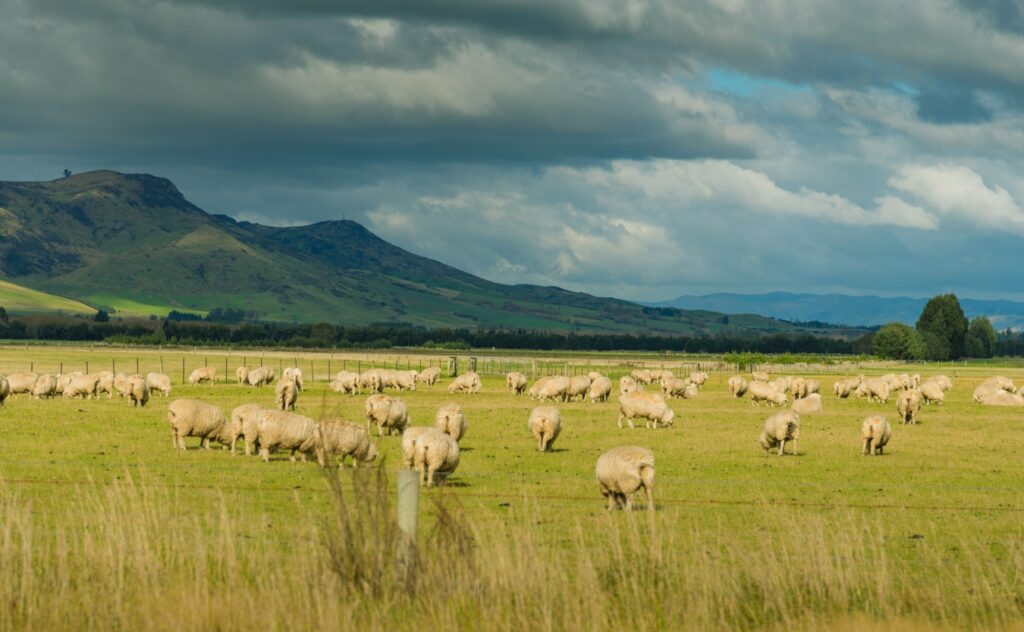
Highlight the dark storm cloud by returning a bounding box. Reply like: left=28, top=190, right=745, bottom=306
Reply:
left=2, top=0, right=1024, bottom=301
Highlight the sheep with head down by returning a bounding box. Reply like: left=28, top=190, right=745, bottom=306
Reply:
left=282, top=367, right=304, bottom=392
left=747, top=381, right=787, bottom=407
left=447, top=371, right=481, bottom=394
left=728, top=375, right=748, bottom=398
left=751, top=371, right=769, bottom=383
left=235, top=366, right=249, bottom=385
left=128, top=376, right=149, bottom=408
left=528, top=406, right=562, bottom=452
left=587, top=376, right=612, bottom=403
left=759, top=410, right=800, bottom=456
left=146, top=372, right=172, bottom=397
left=506, top=371, right=528, bottom=395
left=113, top=373, right=132, bottom=398
left=434, top=403, right=467, bottom=441
left=230, top=403, right=265, bottom=455
left=275, top=377, right=299, bottom=411
left=595, top=446, right=655, bottom=511
left=7, top=372, right=38, bottom=395
left=617, top=392, right=675, bottom=429
left=688, top=371, right=708, bottom=389
left=330, top=371, right=360, bottom=395
left=167, top=399, right=231, bottom=451
left=32, top=374, right=58, bottom=400
left=413, top=428, right=460, bottom=487
left=896, top=390, right=921, bottom=424
left=619, top=375, right=642, bottom=396
left=861, top=415, right=892, bottom=456
left=567, top=375, right=591, bottom=401
left=246, top=367, right=275, bottom=387
left=416, top=367, right=441, bottom=386
left=64, top=374, right=99, bottom=400
left=661, top=377, right=692, bottom=400
left=188, top=367, right=216, bottom=385
left=364, top=393, right=410, bottom=436
left=529, top=376, right=570, bottom=402
left=630, top=369, right=653, bottom=385
left=317, top=421, right=378, bottom=468
left=256, top=409, right=320, bottom=463
left=791, top=393, right=822, bottom=415
left=919, top=381, right=945, bottom=405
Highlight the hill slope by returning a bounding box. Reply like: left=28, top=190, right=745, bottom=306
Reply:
left=654, top=292, right=1024, bottom=330
left=0, top=170, right=848, bottom=336
left=0, top=279, right=95, bottom=316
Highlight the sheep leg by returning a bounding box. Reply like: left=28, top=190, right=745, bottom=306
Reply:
left=426, top=465, right=437, bottom=488
left=624, top=494, right=633, bottom=512
left=289, top=449, right=297, bottom=462
left=644, top=485, right=654, bottom=512
left=604, top=491, right=615, bottom=511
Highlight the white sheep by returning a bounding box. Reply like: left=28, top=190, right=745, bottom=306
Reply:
left=113, top=373, right=132, bottom=398
left=413, top=428, right=460, bottom=487
left=661, top=377, right=691, bottom=399
left=567, top=375, right=592, bottom=401
left=727, top=375, right=748, bottom=398
left=528, top=406, right=562, bottom=452
left=401, top=427, right=432, bottom=468
left=364, top=393, right=411, bottom=436
left=919, top=381, right=945, bottom=405
left=167, top=399, right=231, bottom=451
left=587, top=376, right=613, bottom=403
left=55, top=372, right=81, bottom=395
left=275, top=377, right=298, bottom=411
left=235, top=366, right=249, bottom=385
left=256, top=409, right=320, bottom=462
left=506, top=371, right=528, bottom=394
left=861, top=415, right=892, bottom=456
left=128, top=376, right=149, bottom=408
left=688, top=371, right=708, bottom=388
left=63, top=374, right=99, bottom=399
left=416, top=367, right=441, bottom=386
left=595, top=446, right=655, bottom=511
left=188, top=367, right=216, bottom=385
left=747, top=381, right=787, bottom=407
left=751, top=371, right=770, bottom=383
left=6, top=372, right=38, bottom=395
left=447, top=371, right=481, bottom=394
left=434, top=403, right=467, bottom=441
left=791, top=393, right=822, bottom=415
left=630, top=369, right=653, bottom=384
left=0, top=376, right=9, bottom=406
left=246, top=367, right=275, bottom=387
left=619, top=375, right=642, bottom=396
left=282, top=367, right=304, bottom=391
left=146, top=372, right=172, bottom=397
left=93, top=371, right=115, bottom=399
left=978, top=391, right=1024, bottom=406
left=896, top=390, right=921, bottom=424
left=759, top=410, right=800, bottom=456
left=317, top=421, right=378, bottom=468
left=529, top=375, right=571, bottom=402
left=617, top=392, right=675, bottom=429
left=31, top=374, right=58, bottom=399
left=330, top=371, right=360, bottom=395
left=229, top=403, right=264, bottom=455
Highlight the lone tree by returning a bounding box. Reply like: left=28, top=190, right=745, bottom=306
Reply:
left=915, top=294, right=968, bottom=360
left=93, top=309, right=110, bottom=322
left=872, top=323, right=926, bottom=360
left=63, top=169, right=72, bottom=178
left=965, top=316, right=998, bottom=358
left=0, top=306, right=8, bottom=325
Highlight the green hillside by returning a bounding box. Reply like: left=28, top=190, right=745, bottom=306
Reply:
left=0, top=279, right=95, bottom=316
left=0, top=170, right=851, bottom=336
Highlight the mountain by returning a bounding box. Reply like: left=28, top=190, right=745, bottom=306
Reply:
left=653, top=292, right=1024, bottom=331
left=0, top=170, right=849, bottom=336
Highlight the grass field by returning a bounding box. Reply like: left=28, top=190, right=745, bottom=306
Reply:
left=1, top=345, right=1023, bottom=630
left=0, top=279, right=95, bottom=315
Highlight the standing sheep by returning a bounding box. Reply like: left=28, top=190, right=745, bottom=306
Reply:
left=246, top=367, right=275, bottom=387
left=275, top=377, right=299, bottom=411
left=63, top=374, right=99, bottom=400
left=617, top=392, right=675, bottom=429
left=896, top=390, right=921, bottom=424
left=790, top=377, right=808, bottom=400
left=751, top=371, right=770, bottom=383
left=230, top=403, right=264, bottom=455
left=688, top=371, right=708, bottom=389
left=728, top=375, right=749, bottom=398
left=447, top=371, right=481, bottom=394
left=93, top=371, right=115, bottom=399
left=167, top=399, right=231, bottom=451
left=413, top=428, right=460, bottom=487
left=747, top=381, right=787, bottom=407
left=528, top=406, right=562, bottom=452
left=188, top=367, right=216, bottom=385
left=630, top=369, right=653, bottom=384
left=792, top=393, right=822, bottom=415
left=235, top=366, right=249, bottom=385
left=759, top=411, right=800, bottom=456
left=113, top=373, right=132, bottom=398
left=619, top=375, right=642, bottom=396
left=317, top=421, right=379, bottom=469
left=401, top=427, right=432, bottom=468
left=330, top=371, right=360, bottom=395
left=256, top=409, right=320, bottom=462
left=506, top=371, right=528, bottom=395
left=55, top=372, right=81, bottom=395
left=861, top=415, right=892, bottom=456
left=282, top=367, right=305, bottom=392
left=434, top=403, right=467, bottom=441
left=6, top=372, right=38, bottom=395
left=587, top=376, right=613, bottom=403
left=567, top=375, right=592, bottom=401
left=0, top=375, right=9, bottom=406
left=595, top=446, right=655, bottom=511
left=32, top=374, right=58, bottom=399
left=529, top=376, right=571, bottom=402
left=919, top=381, right=945, bottom=405
left=364, top=393, right=411, bottom=436
left=128, top=376, right=150, bottom=408
left=146, top=372, right=172, bottom=397
left=416, top=367, right=441, bottom=386
left=661, top=377, right=692, bottom=399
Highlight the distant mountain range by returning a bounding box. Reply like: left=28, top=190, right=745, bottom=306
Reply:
left=0, top=170, right=859, bottom=337
left=651, top=292, right=1024, bottom=331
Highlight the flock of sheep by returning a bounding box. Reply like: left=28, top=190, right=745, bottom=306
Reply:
left=1, top=361, right=1018, bottom=510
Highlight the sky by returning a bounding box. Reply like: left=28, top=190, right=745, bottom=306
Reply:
left=2, top=0, right=1024, bottom=302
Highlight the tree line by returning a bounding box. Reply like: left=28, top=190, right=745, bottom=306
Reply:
left=871, top=294, right=1000, bottom=360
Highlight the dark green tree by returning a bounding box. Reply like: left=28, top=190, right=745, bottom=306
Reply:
left=0, top=306, right=8, bottom=325
left=964, top=316, right=998, bottom=358
left=915, top=294, right=968, bottom=360
left=93, top=309, right=110, bottom=322
left=872, top=323, right=927, bottom=360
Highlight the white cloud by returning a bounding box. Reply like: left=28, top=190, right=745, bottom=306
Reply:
left=889, top=164, right=1024, bottom=233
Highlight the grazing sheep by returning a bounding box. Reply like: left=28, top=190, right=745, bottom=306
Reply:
left=805, top=379, right=820, bottom=395
left=587, top=376, right=613, bottom=403
left=619, top=375, right=642, bottom=396
left=919, top=381, right=945, bottom=406
left=167, top=399, right=231, bottom=451
left=688, top=371, right=708, bottom=389
left=630, top=369, right=653, bottom=385
left=790, top=377, right=807, bottom=400
left=128, top=376, right=150, bottom=408
left=617, top=392, right=675, bottom=429
left=978, top=391, right=1024, bottom=406
left=759, top=411, right=800, bottom=456
left=401, top=427, right=432, bottom=468
left=275, top=377, right=298, bottom=411
left=330, top=371, right=360, bottom=395
left=256, top=409, right=320, bottom=462
left=235, top=366, right=249, bottom=385
left=32, top=374, right=58, bottom=399
left=317, top=421, right=378, bottom=468
left=113, top=373, right=132, bottom=398
left=770, top=376, right=792, bottom=394
left=246, top=367, right=275, bottom=387
left=188, top=367, right=216, bottom=385
left=792, top=393, right=822, bottom=415
left=587, top=371, right=605, bottom=382
left=447, top=371, right=481, bottom=394
left=861, top=415, right=892, bottom=456
left=63, top=374, right=99, bottom=399
left=6, top=372, right=38, bottom=395
left=55, top=372, right=81, bottom=395
left=682, top=383, right=700, bottom=399
left=506, top=371, right=528, bottom=394
left=282, top=367, right=304, bottom=391
left=567, top=375, right=592, bottom=401
left=393, top=371, right=417, bottom=392
left=728, top=375, right=749, bottom=398
left=230, top=403, right=264, bottom=455
left=146, top=372, right=172, bottom=397
left=528, top=406, right=562, bottom=452
left=359, top=370, right=383, bottom=394
left=661, top=377, right=691, bottom=399
left=896, top=390, right=921, bottom=424
left=434, top=403, right=467, bottom=441
left=858, top=378, right=891, bottom=404
left=751, top=371, right=769, bottom=383
left=93, top=371, right=115, bottom=399
left=747, top=381, right=787, bottom=407
left=529, top=375, right=571, bottom=402
left=364, top=393, right=411, bottom=436
left=416, top=367, right=441, bottom=386
left=0, top=376, right=9, bottom=406
left=413, top=428, right=460, bottom=487
left=924, top=375, right=953, bottom=391
left=595, top=446, right=655, bottom=511
left=982, top=376, right=1016, bottom=391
